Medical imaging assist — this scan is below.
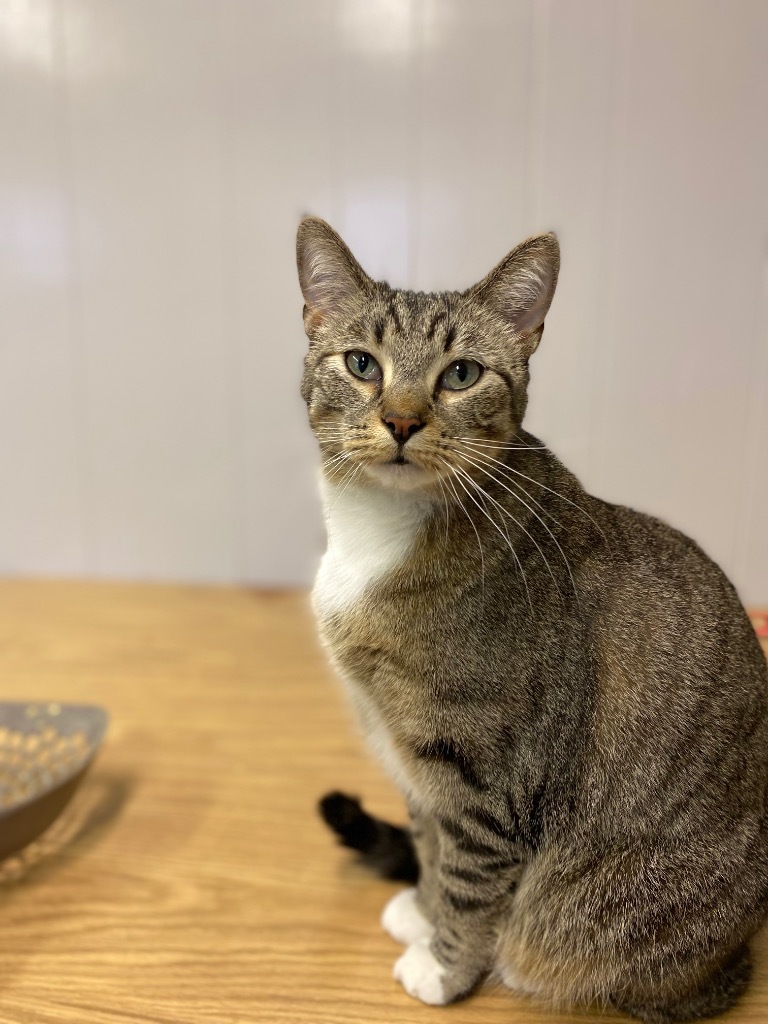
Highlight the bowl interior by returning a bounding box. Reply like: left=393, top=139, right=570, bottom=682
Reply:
left=0, top=703, right=108, bottom=820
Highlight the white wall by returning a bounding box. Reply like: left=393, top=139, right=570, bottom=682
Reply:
left=1, top=0, right=767, bottom=601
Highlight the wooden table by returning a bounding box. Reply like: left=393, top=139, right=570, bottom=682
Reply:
left=0, top=581, right=766, bottom=1024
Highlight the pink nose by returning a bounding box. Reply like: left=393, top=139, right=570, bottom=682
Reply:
left=383, top=414, right=423, bottom=444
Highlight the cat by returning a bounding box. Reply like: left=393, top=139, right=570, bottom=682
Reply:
left=296, top=215, right=768, bottom=1022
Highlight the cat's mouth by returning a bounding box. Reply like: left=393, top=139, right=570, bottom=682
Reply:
left=365, top=457, right=431, bottom=490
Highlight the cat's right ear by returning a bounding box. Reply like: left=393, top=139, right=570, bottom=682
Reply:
left=296, top=217, right=372, bottom=330
left=469, top=232, right=560, bottom=357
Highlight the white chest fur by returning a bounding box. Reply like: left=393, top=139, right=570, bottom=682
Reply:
left=313, top=476, right=431, bottom=617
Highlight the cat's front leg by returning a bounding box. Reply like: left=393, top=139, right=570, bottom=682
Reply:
left=381, top=887, right=434, bottom=945
left=381, top=806, right=438, bottom=945
left=393, top=811, right=519, bottom=1005
left=393, top=914, right=495, bottom=1005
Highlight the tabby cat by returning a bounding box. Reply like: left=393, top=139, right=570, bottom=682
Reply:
left=296, top=216, right=768, bottom=1022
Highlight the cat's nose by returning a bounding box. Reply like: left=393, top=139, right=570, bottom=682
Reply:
left=383, top=413, right=424, bottom=445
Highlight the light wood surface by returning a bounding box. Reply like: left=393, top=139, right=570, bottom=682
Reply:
left=0, top=580, right=766, bottom=1024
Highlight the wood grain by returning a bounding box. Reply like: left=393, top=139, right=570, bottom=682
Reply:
left=0, top=580, right=766, bottom=1023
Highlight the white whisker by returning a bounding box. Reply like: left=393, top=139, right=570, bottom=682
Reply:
left=449, top=462, right=533, bottom=611
left=328, top=460, right=364, bottom=515
left=458, top=445, right=565, bottom=530
left=439, top=463, right=485, bottom=603
left=435, top=473, right=451, bottom=547
left=314, top=430, right=368, bottom=443
left=321, top=451, right=350, bottom=472
left=455, top=448, right=578, bottom=604
left=446, top=462, right=539, bottom=610
left=451, top=460, right=560, bottom=596
left=458, top=440, right=609, bottom=546
left=315, top=433, right=364, bottom=441
left=451, top=436, right=547, bottom=450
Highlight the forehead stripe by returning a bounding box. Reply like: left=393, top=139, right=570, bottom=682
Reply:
left=387, top=301, right=404, bottom=335
left=426, top=310, right=447, bottom=341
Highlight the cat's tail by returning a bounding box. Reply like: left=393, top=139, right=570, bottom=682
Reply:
left=318, top=791, right=419, bottom=883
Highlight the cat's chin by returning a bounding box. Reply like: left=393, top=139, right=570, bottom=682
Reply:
left=364, top=462, right=433, bottom=493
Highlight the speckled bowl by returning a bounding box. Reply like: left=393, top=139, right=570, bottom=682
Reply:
left=0, top=702, right=108, bottom=860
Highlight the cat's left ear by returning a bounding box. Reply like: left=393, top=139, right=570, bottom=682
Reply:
left=469, top=233, right=560, bottom=357
left=296, top=216, right=373, bottom=329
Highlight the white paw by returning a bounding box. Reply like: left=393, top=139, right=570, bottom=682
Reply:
left=393, top=938, right=448, bottom=1005
left=381, top=888, right=434, bottom=945
left=500, top=962, right=541, bottom=997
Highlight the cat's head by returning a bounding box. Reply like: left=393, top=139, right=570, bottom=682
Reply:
left=296, top=217, right=559, bottom=495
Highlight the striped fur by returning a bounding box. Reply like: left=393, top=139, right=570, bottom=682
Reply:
left=298, top=217, right=768, bottom=1022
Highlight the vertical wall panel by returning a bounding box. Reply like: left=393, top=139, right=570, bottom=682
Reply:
left=217, top=0, right=336, bottom=585
left=732, top=3, right=768, bottom=606
left=0, top=0, right=87, bottom=574
left=588, top=0, right=768, bottom=588
left=413, top=0, right=534, bottom=292
left=523, top=0, right=622, bottom=477
left=734, top=239, right=768, bottom=605
left=61, top=0, right=237, bottom=581
left=333, top=0, right=420, bottom=285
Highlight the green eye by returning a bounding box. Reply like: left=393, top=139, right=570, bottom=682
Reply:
left=345, top=350, right=382, bottom=382
left=441, top=360, right=482, bottom=391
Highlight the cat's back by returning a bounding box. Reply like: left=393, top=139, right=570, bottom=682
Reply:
left=592, top=498, right=762, bottom=652
left=582, top=496, right=768, bottom=826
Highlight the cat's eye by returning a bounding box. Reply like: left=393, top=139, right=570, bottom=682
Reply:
left=345, top=350, right=382, bottom=383
left=441, top=360, right=483, bottom=391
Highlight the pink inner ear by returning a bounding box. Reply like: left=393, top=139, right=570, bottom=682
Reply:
left=301, top=253, right=363, bottom=317
left=508, top=285, right=551, bottom=336
left=304, top=268, right=336, bottom=310
left=471, top=233, right=559, bottom=339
